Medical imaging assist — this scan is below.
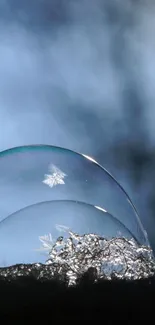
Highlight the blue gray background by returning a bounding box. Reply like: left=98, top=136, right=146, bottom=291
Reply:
left=0, top=1, right=155, bottom=250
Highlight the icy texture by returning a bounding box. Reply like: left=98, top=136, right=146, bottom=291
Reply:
left=43, top=228, right=155, bottom=286
left=0, top=230, right=154, bottom=286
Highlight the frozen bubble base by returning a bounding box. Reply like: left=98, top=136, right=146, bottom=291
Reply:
left=0, top=228, right=154, bottom=286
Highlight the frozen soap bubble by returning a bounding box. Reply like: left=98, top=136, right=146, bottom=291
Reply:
left=0, top=200, right=138, bottom=267
left=0, top=145, right=149, bottom=247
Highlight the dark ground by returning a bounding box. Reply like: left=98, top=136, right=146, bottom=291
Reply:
left=0, top=274, right=154, bottom=322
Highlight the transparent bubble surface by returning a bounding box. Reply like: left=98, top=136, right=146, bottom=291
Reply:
left=0, top=200, right=136, bottom=266
left=0, top=145, right=149, bottom=246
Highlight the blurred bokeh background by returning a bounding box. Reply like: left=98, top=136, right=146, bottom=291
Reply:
left=0, top=0, right=155, bottom=249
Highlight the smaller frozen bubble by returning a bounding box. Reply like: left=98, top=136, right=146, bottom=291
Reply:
left=0, top=200, right=137, bottom=267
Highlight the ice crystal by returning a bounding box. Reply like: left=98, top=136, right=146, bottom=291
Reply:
left=38, top=226, right=155, bottom=286
left=43, top=164, right=67, bottom=188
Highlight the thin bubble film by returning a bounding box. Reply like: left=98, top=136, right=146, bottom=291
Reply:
left=0, top=145, right=149, bottom=246
left=0, top=230, right=154, bottom=286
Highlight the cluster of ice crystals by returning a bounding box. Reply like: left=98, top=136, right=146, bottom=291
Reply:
left=42, top=229, right=155, bottom=286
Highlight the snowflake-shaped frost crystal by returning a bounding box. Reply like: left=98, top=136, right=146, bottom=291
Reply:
left=37, top=233, right=53, bottom=252
left=43, top=164, right=67, bottom=188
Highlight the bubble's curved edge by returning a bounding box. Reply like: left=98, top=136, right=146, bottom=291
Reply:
left=82, top=153, right=150, bottom=247
left=0, top=144, right=150, bottom=247
left=0, top=199, right=138, bottom=243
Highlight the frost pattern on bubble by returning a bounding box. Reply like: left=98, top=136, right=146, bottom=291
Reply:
left=36, top=233, right=53, bottom=252
left=37, top=226, right=155, bottom=286
left=42, top=164, right=67, bottom=188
